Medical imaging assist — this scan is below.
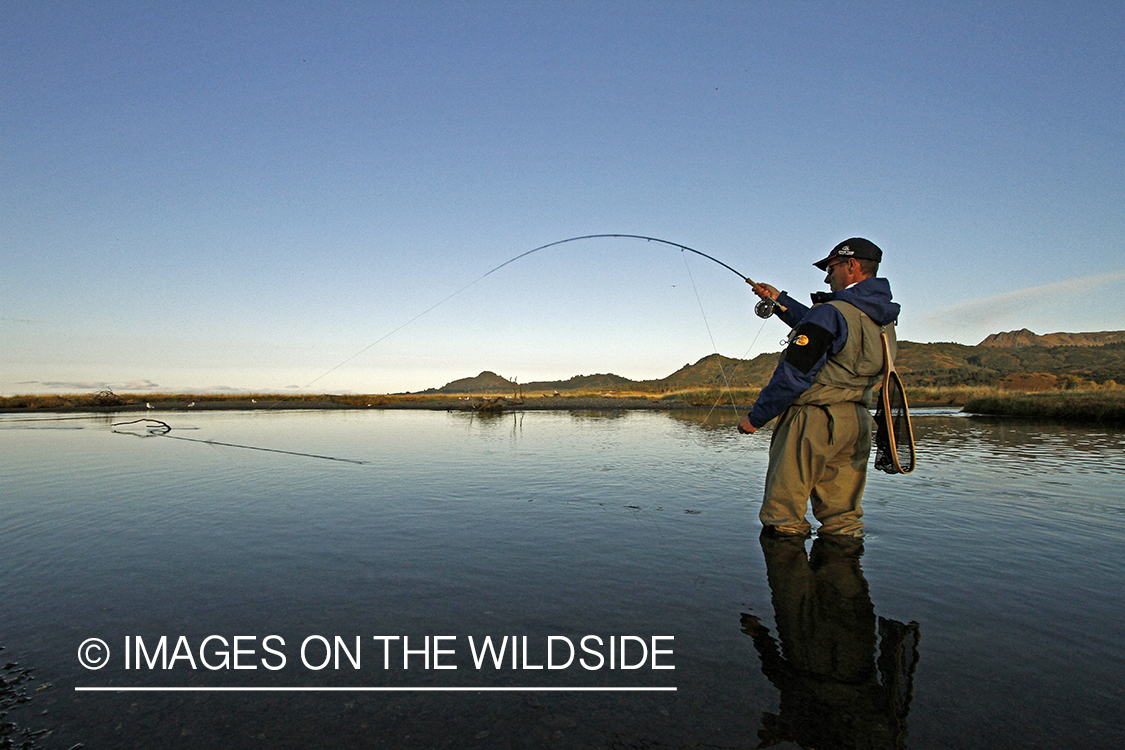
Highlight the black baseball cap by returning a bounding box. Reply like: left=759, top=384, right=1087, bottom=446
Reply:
left=813, top=238, right=882, bottom=271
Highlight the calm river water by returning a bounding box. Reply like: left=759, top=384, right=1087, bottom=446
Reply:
left=1, top=407, right=1122, bottom=749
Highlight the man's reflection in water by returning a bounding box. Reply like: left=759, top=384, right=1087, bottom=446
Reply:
left=742, top=530, right=921, bottom=749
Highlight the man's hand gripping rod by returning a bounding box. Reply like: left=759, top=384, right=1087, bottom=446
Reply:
left=745, top=277, right=781, bottom=319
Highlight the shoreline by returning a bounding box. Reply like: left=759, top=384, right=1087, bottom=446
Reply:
left=4, top=392, right=1121, bottom=424
left=0, top=396, right=707, bottom=414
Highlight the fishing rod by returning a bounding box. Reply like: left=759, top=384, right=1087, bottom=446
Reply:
left=307, top=234, right=776, bottom=390
left=508, top=234, right=751, bottom=281
left=478, top=234, right=778, bottom=320
left=111, top=234, right=774, bottom=463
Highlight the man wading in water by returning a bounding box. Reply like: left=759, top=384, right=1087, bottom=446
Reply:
left=737, top=238, right=900, bottom=540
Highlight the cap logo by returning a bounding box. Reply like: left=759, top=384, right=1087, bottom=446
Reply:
left=837, top=246, right=854, bottom=256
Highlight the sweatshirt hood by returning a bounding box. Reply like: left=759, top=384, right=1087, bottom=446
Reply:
left=821, top=277, right=900, bottom=326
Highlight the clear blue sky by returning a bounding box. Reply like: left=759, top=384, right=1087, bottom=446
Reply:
left=3, top=1, right=1123, bottom=395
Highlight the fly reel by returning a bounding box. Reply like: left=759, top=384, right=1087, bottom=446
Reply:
left=755, top=297, right=778, bottom=319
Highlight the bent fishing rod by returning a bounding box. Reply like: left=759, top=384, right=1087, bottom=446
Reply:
left=303, top=234, right=777, bottom=391
left=501, top=234, right=751, bottom=282
left=116, top=233, right=776, bottom=461
left=507, top=234, right=779, bottom=318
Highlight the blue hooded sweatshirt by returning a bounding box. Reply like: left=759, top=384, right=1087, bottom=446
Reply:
left=748, top=276, right=900, bottom=428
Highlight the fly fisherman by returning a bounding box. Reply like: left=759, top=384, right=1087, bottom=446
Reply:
left=737, top=238, right=900, bottom=540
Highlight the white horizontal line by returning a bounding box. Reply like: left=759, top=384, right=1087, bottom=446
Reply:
left=75, top=686, right=676, bottom=692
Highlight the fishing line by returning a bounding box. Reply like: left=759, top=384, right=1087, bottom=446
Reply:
left=140, top=234, right=761, bottom=459
left=675, top=245, right=774, bottom=427
left=209, top=235, right=755, bottom=426
left=111, top=419, right=367, bottom=464
left=699, top=316, right=772, bottom=428
left=210, top=235, right=751, bottom=416
left=681, top=253, right=739, bottom=414
left=302, top=233, right=756, bottom=392
left=691, top=314, right=781, bottom=473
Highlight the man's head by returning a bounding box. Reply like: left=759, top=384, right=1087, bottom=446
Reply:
left=814, top=238, right=881, bottom=291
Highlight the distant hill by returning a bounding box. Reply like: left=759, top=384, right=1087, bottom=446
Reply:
left=422, top=353, right=782, bottom=395
left=424, top=370, right=638, bottom=395
left=429, top=371, right=515, bottom=394
left=419, top=330, right=1125, bottom=394
left=889, top=338, right=1125, bottom=386
left=646, top=353, right=779, bottom=390
left=978, top=329, right=1125, bottom=348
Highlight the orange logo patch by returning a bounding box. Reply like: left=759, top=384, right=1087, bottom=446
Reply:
left=794, top=335, right=810, bottom=346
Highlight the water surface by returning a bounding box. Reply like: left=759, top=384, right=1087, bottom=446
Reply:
left=1, top=408, right=1122, bottom=748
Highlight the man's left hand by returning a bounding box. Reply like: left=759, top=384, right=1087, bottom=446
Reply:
left=737, top=417, right=757, bottom=435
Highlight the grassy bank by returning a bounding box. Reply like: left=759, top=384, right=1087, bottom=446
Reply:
left=0, top=392, right=439, bottom=411
left=905, top=385, right=1002, bottom=406
left=962, top=390, right=1125, bottom=424
left=0, top=385, right=1022, bottom=412
left=5, top=385, right=1123, bottom=423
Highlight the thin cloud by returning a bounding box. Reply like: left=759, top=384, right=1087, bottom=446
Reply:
left=16, top=379, right=162, bottom=392
left=921, top=270, right=1125, bottom=330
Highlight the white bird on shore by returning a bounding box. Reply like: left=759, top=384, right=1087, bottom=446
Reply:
left=145, top=402, right=152, bottom=410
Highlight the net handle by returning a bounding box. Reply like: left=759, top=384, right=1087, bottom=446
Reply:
left=879, top=326, right=917, bottom=474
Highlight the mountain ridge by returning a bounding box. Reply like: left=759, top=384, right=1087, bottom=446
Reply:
left=978, top=329, right=1125, bottom=348
left=420, top=330, right=1125, bottom=394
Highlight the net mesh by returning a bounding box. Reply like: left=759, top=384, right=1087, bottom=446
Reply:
left=874, top=369, right=915, bottom=474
